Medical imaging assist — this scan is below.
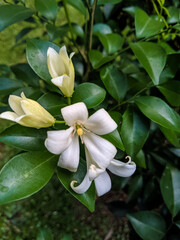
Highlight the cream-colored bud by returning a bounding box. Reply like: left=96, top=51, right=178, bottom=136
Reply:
left=0, top=92, right=55, bottom=128
left=47, top=46, right=75, bottom=97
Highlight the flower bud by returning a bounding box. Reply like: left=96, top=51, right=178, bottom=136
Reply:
left=0, top=92, right=55, bottom=128
left=47, top=46, right=75, bottom=97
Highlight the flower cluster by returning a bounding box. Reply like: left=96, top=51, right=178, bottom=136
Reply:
left=0, top=46, right=136, bottom=197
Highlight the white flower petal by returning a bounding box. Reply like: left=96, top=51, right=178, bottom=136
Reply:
left=83, top=132, right=117, bottom=169
left=61, top=102, right=88, bottom=126
left=8, top=95, right=24, bottom=116
left=88, top=164, right=105, bottom=181
left=84, top=109, right=117, bottom=135
left=94, top=171, right=111, bottom=197
left=45, top=127, right=74, bottom=154
left=47, top=47, right=66, bottom=78
left=58, top=133, right=80, bottom=172
left=51, top=76, right=63, bottom=87
left=0, top=111, right=18, bottom=121
left=107, top=159, right=136, bottom=177
left=70, top=173, right=92, bottom=194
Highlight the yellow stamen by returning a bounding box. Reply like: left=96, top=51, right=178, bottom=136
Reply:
left=77, top=128, right=83, bottom=136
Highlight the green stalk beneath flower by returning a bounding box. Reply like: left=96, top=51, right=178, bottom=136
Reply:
left=67, top=97, right=71, bottom=105
left=55, top=120, right=66, bottom=124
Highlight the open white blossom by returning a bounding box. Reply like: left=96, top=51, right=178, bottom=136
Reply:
left=45, top=102, right=117, bottom=172
left=0, top=92, right=55, bottom=128
left=71, top=156, right=136, bottom=196
left=47, top=46, right=75, bottom=97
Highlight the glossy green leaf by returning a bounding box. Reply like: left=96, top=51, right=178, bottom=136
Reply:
left=0, top=125, right=47, bottom=151
left=0, top=152, right=57, bottom=205
left=12, top=87, right=41, bottom=100
left=160, top=165, right=180, bottom=217
left=16, top=27, right=33, bottom=42
left=0, top=5, right=35, bottom=32
left=131, top=42, right=166, bottom=85
left=89, top=50, right=114, bottom=69
left=35, top=0, right=58, bottom=20
left=128, top=175, right=143, bottom=202
left=0, top=78, right=24, bottom=95
left=135, top=9, right=164, bottom=38
left=37, top=227, right=53, bottom=240
left=38, top=93, right=67, bottom=116
left=157, top=80, right=180, bottom=107
left=127, top=211, right=166, bottom=240
left=135, top=96, right=180, bottom=133
left=66, top=0, right=87, bottom=15
left=26, top=39, right=60, bottom=82
left=72, top=83, right=106, bottom=109
left=97, top=33, right=124, bottom=54
left=102, top=129, right=125, bottom=151
left=121, top=108, right=150, bottom=157
left=160, top=126, right=180, bottom=148
left=93, top=23, right=112, bottom=35
left=100, top=65, right=127, bottom=102
left=57, top=160, right=96, bottom=212
left=98, top=0, right=123, bottom=4
left=175, top=220, right=180, bottom=229
left=134, top=150, right=146, bottom=169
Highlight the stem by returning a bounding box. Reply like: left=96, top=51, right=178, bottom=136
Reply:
left=83, top=0, right=98, bottom=82
left=62, top=0, right=87, bottom=62
left=67, top=97, right=71, bottom=105
left=55, top=120, right=65, bottom=124
left=109, top=85, right=153, bottom=111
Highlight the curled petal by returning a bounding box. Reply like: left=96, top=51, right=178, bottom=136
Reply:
left=45, top=127, right=74, bottom=154
left=47, top=47, right=65, bottom=78
left=88, top=164, right=105, bottom=181
left=58, top=133, right=80, bottom=172
left=61, top=102, right=88, bottom=126
left=0, top=111, right=18, bottom=121
left=107, top=158, right=136, bottom=177
left=8, top=95, right=24, bottom=115
left=94, top=171, right=111, bottom=197
left=83, top=132, right=117, bottom=169
left=70, top=173, right=92, bottom=194
left=51, top=76, right=63, bottom=87
left=84, top=109, right=117, bottom=135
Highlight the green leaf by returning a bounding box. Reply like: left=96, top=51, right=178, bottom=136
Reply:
left=127, top=211, right=166, bottom=240
left=98, top=0, right=123, bottom=5
left=157, top=80, right=180, bottom=107
left=93, top=23, right=112, bottom=35
left=72, top=83, right=106, bottom=109
left=175, top=220, right=180, bottom=229
left=38, top=93, right=67, bottom=116
left=130, top=42, right=166, bottom=85
left=0, top=125, right=47, bottom=151
left=135, top=9, right=164, bottom=39
left=66, top=0, right=87, bottom=15
left=0, top=151, right=57, bottom=205
left=12, top=87, right=41, bottom=100
left=160, top=126, right=180, bottom=148
left=167, top=6, right=180, bottom=24
left=0, top=5, right=35, bottom=32
left=134, top=150, right=146, bottom=169
left=121, top=108, right=150, bottom=157
left=160, top=165, right=180, bottom=217
left=97, top=33, right=124, bottom=54
left=37, top=227, right=53, bottom=240
left=135, top=96, right=180, bottom=133
left=0, top=78, right=24, bottom=95
left=128, top=175, right=143, bottom=202
left=100, top=65, right=127, bottom=102
left=89, top=50, right=114, bottom=69
left=102, top=129, right=125, bottom=151
left=57, top=160, right=96, bottom=212
left=35, top=0, right=58, bottom=20
left=26, top=39, right=60, bottom=82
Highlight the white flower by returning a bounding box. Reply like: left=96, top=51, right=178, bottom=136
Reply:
left=45, top=102, right=117, bottom=172
left=0, top=92, right=55, bottom=128
left=71, top=156, right=136, bottom=196
left=47, top=46, right=75, bottom=97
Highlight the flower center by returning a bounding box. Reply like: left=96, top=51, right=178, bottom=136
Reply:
left=77, top=127, right=84, bottom=136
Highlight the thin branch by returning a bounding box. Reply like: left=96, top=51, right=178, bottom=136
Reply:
left=62, top=0, right=87, bottom=63
left=89, top=0, right=98, bottom=51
